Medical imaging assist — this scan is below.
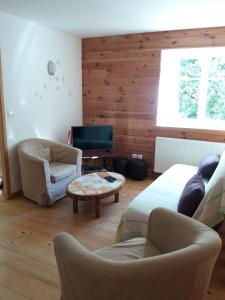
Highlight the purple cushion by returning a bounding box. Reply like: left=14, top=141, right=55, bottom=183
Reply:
left=177, top=174, right=205, bottom=217
left=198, top=154, right=220, bottom=179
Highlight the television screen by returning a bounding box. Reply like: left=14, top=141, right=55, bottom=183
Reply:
left=72, top=125, right=113, bottom=150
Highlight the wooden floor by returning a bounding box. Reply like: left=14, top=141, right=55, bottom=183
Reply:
left=0, top=179, right=224, bottom=300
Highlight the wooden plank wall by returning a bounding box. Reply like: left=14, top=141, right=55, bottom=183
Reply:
left=82, top=27, right=225, bottom=171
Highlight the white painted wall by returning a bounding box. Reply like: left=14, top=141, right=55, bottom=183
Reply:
left=0, top=12, right=82, bottom=193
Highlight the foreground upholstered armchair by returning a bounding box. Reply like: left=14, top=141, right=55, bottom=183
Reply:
left=17, top=138, right=82, bottom=206
left=54, top=208, right=222, bottom=300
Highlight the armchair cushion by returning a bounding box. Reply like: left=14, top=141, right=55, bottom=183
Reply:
left=50, top=162, right=77, bottom=183
left=31, top=147, right=51, bottom=162
left=94, top=237, right=161, bottom=261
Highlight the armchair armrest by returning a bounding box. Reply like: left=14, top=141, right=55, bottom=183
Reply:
left=18, top=152, right=51, bottom=205
left=19, top=153, right=50, bottom=183
left=146, top=208, right=216, bottom=253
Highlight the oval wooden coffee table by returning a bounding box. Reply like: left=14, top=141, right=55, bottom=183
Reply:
left=67, top=171, right=125, bottom=218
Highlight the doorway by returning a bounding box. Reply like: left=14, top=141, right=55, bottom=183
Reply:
left=0, top=157, right=3, bottom=201
left=0, top=51, right=11, bottom=199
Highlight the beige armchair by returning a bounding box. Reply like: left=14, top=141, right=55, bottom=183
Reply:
left=17, top=138, right=82, bottom=206
left=54, top=208, right=221, bottom=300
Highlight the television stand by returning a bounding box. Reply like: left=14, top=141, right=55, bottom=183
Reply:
left=82, top=165, right=106, bottom=174
left=82, top=150, right=114, bottom=174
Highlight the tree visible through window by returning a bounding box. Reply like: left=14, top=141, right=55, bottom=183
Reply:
left=179, top=59, right=201, bottom=119
left=207, top=57, right=225, bottom=120
left=157, top=47, right=225, bottom=130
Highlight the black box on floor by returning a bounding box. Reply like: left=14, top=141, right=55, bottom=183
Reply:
left=112, top=156, right=129, bottom=176
left=127, top=158, right=148, bottom=180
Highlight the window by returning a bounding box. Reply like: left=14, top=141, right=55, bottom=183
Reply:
left=157, top=47, right=225, bottom=130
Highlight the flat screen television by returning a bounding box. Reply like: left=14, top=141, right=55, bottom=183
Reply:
left=72, top=125, right=113, bottom=151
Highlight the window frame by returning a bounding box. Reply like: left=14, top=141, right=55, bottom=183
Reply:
left=157, top=47, right=225, bottom=131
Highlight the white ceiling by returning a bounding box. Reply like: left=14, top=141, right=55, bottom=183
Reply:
left=0, top=0, right=225, bottom=37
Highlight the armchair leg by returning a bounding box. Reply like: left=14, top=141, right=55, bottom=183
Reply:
left=95, top=199, right=101, bottom=218
left=115, top=192, right=119, bottom=202
left=73, top=199, right=78, bottom=213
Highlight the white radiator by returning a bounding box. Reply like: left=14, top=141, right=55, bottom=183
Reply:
left=154, top=137, right=225, bottom=173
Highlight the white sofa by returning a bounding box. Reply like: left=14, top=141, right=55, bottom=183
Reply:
left=115, top=151, right=225, bottom=242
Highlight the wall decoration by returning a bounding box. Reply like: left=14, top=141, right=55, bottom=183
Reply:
left=34, top=58, right=73, bottom=101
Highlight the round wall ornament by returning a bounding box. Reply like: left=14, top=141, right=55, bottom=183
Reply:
left=47, top=60, right=56, bottom=76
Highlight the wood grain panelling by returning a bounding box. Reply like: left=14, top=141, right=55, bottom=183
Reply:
left=82, top=27, right=225, bottom=171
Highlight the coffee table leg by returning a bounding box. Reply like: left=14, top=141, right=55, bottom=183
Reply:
left=115, top=192, right=119, bottom=202
left=95, top=199, right=101, bottom=218
left=73, top=199, right=78, bottom=213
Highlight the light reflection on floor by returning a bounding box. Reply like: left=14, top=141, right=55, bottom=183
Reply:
left=0, top=188, right=4, bottom=202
